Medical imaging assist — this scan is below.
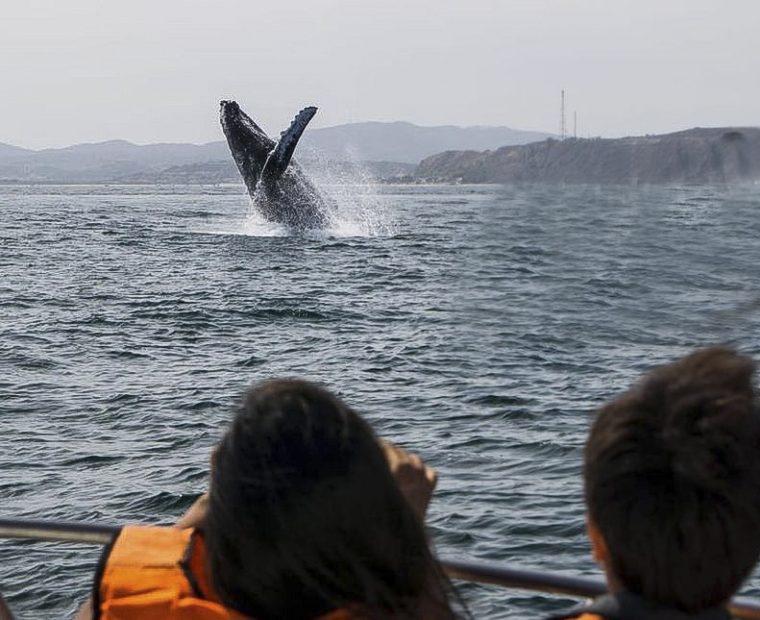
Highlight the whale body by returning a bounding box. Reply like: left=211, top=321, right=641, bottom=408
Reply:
left=220, top=100, right=331, bottom=229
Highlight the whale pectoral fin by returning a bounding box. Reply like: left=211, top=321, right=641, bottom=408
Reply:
left=261, top=106, right=318, bottom=181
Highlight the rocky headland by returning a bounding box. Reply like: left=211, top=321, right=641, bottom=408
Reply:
left=415, top=127, right=760, bottom=184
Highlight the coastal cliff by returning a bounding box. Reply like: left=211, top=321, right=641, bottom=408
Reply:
left=415, top=127, right=760, bottom=184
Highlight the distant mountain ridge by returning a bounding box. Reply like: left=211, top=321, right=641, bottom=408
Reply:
left=299, top=121, right=552, bottom=163
left=415, top=127, right=760, bottom=184
left=0, top=121, right=553, bottom=183
left=0, top=142, right=33, bottom=158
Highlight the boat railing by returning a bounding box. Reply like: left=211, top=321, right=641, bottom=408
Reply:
left=1, top=518, right=759, bottom=619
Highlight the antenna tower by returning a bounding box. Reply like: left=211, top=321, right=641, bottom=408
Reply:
left=560, top=90, right=566, bottom=140
left=574, top=111, right=577, bottom=138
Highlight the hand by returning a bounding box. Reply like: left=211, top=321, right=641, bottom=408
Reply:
left=174, top=492, right=209, bottom=529
left=73, top=598, right=91, bottom=620
left=380, top=440, right=438, bottom=521
left=0, top=592, right=13, bottom=620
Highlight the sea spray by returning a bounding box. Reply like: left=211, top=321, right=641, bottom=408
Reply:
left=241, top=151, right=397, bottom=238
left=299, top=151, right=394, bottom=237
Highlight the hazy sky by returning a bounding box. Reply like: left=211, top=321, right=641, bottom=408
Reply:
left=2, top=0, right=759, bottom=148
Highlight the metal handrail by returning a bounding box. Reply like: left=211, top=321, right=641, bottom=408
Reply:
left=0, top=518, right=117, bottom=545
left=440, top=559, right=760, bottom=619
left=441, top=558, right=605, bottom=598
left=1, top=518, right=760, bottom=619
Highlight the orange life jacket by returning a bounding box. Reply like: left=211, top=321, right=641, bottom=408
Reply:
left=94, top=525, right=354, bottom=620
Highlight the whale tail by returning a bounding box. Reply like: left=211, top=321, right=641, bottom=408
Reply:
left=261, top=107, right=318, bottom=182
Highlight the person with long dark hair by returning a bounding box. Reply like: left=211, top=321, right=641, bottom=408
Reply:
left=80, top=379, right=459, bottom=619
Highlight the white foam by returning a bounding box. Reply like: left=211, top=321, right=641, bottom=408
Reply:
left=191, top=205, right=289, bottom=237
left=240, top=207, right=290, bottom=237
left=302, top=152, right=396, bottom=238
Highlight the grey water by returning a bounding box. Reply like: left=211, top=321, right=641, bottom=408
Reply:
left=2, top=182, right=760, bottom=619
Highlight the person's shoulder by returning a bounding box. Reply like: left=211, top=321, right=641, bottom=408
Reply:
left=545, top=592, right=732, bottom=620
left=544, top=593, right=623, bottom=620
left=546, top=611, right=603, bottom=620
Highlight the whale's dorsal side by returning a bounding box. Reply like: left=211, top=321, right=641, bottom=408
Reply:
left=261, top=107, right=318, bottom=183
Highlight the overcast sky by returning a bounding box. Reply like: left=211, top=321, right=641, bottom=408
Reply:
left=2, top=0, right=758, bottom=149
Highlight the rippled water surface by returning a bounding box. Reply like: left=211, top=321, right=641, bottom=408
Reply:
left=2, top=183, right=760, bottom=619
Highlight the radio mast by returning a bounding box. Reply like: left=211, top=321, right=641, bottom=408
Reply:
left=560, top=90, right=566, bottom=140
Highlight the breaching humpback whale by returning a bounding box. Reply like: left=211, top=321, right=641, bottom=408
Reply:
left=220, top=100, right=330, bottom=229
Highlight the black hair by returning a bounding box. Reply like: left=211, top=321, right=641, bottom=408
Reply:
left=585, top=347, right=760, bottom=611
left=204, top=379, right=457, bottom=620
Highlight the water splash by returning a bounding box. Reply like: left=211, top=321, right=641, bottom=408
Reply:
left=200, top=153, right=397, bottom=238
left=246, top=150, right=396, bottom=238
left=305, top=149, right=396, bottom=237
left=240, top=209, right=290, bottom=237
left=195, top=202, right=290, bottom=237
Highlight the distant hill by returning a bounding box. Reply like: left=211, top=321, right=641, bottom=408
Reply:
left=0, top=142, right=32, bottom=158
left=300, top=122, right=553, bottom=164
left=415, top=127, right=760, bottom=184
left=0, top=121, right=552, bottom=183
left=0, top=140, right=230, bottom=182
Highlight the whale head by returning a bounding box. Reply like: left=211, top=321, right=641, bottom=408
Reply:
left=219, top=100, right=275, bottom=193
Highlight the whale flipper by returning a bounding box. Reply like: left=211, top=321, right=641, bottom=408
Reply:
left=261, top=107, right=318, bottom=182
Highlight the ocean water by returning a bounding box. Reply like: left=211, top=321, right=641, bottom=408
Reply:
left=2, top=182, right=760, bottom=619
